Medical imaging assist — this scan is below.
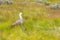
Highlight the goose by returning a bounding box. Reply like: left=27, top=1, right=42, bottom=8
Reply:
left=12, top=12, right=23, bottom=26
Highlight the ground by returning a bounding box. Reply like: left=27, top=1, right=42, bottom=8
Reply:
left=0, top=1, right=60, bottom=40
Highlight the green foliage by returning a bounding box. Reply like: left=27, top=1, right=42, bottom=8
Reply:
left=0, top=0, right=60, bottom=40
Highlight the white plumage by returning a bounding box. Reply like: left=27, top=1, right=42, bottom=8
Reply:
left=12, top=12, right=23, bottom=26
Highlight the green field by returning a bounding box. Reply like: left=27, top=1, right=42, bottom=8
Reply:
left=0, top=0, right=60, bottom=40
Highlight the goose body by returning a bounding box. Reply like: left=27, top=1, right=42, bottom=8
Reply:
left=12, top=12, right=23, bottom=26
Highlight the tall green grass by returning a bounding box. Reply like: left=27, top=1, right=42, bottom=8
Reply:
left=0, top=1, right=60, bottom=40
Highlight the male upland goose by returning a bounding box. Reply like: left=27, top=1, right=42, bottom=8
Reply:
left=12, top=12, right=23, bottom=26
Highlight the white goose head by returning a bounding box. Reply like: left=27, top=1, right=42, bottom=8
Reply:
left=19, top=12, right=23, bottom=19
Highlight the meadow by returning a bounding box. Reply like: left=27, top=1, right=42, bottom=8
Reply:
left=0, top=0, right=60, bottom=40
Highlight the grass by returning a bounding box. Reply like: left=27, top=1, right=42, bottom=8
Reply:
left=0, top=0, right=60, bottom=40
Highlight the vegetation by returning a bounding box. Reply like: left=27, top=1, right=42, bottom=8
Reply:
left=0, top=0, right=60, bottom=40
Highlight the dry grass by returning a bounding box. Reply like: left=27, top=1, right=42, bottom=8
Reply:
left=0, top=1, right=60, bottom=40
